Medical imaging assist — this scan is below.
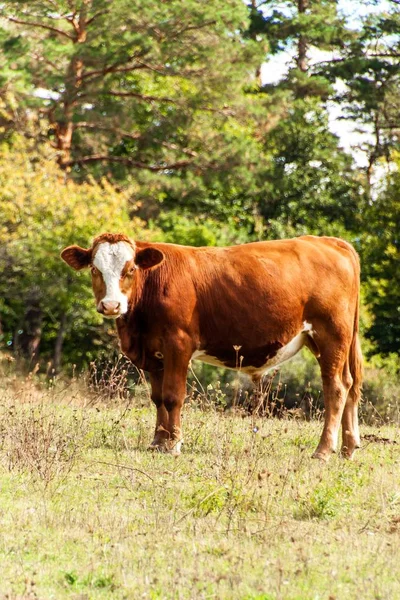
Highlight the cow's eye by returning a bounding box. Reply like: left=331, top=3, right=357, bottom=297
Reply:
left=123, top=267, right=136, bottom=278
left=91, top=266, right=98, bottom=275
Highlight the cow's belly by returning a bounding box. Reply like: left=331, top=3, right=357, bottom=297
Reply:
left=192, top=321, right=313, bottom=376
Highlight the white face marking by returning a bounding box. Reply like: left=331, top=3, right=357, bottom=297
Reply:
left=93, top=241, right=134, bottom=316
left=191, top=321, right=315, bottom=376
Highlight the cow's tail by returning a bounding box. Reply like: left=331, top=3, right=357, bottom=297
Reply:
left=348, top=258, right=363, bottom=403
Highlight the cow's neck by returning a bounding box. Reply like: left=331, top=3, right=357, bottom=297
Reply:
left=116, top=303, right=145, bottom=366
left=116, top=268, right=161, bottom=368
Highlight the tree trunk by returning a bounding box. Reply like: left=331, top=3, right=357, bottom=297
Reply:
left=50, top=312, right=68, bottom=376
left=249, top=0, right=262, bottom=85
left=54, top=6, right=86, bottom=168
left=16, top=289, right=43, bottom=365
left=297, top=0, right=308, bottom=73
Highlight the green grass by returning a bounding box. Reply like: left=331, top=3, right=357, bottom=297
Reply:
left=0, top=376, right=400, bottom=599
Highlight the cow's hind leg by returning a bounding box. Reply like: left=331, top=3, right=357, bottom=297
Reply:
left=148, top=371, right=170, bottom=451
left=341, top=332, right=363, bottom=459
left=341, top=386, right=361, bottom=459
left=312, top=334, right=353, bottom=462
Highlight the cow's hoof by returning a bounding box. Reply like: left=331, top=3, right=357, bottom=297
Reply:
left=341, top=435, right=360, bottom=460
left=311, top=451, right=331, bottom=462
left=148, top=440, right=168, bottom=453
left=167, top=439, right=183, bottom=456
left=340, top=447, right=357, bottom=460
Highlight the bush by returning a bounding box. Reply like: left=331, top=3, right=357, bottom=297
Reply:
left=0, top=136, right=153, bottom=370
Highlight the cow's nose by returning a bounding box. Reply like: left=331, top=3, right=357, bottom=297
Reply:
left=100, top=300, right=120, bottom=315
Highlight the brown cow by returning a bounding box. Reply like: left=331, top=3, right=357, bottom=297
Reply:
left=61, top=233, right=363, bottom=461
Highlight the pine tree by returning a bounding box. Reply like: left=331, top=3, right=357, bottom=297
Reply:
left=1, top=0, right=262, bottom=175
left=248, top=0, right=353, bottom=98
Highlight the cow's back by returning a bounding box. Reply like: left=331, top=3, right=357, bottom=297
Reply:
left=189, top=235, right=359, bottom=325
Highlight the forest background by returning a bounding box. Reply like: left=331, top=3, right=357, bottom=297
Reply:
left=0, top=0, right=399, bottom=414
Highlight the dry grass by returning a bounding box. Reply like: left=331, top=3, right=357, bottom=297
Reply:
left=0, top=358, right=399, bottom=599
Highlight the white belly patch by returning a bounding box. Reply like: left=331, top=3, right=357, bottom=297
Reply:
left=192, top=321, right=314, bottom=376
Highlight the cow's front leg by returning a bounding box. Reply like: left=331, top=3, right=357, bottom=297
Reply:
left=148, top=371, right=169, bottom=451
left=162, top=340, right=191, bottom=455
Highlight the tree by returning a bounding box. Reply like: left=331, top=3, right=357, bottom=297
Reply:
left=319, top=1, right=400, bottom=184
left=242, top=1, right=366, bottom=239
left=0, top=136, right=150, bottom=371
left=248, top=0, right=353, bottom=98
left=362, top=155, right=400, bottom=355
left=256, top=98, right=366, bottom=238
left=1, top=0, right=262, bottom=177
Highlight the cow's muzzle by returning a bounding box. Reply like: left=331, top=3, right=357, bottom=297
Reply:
left=97, top=300, right=121, bottom=317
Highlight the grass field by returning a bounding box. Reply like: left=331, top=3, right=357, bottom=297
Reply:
left=0, top=370, right=400, bottom=600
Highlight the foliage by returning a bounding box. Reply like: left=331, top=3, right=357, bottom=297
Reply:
left=150, top=210, right=253, bottom=247
left=0, top=0, right=263, bottom=180
left=319, top=1, right=400, bottom=177
left=257, top=98, right=366, bottom=237
left=0, top=136, right=150, bottom=369
left=361, top=157, right=400, bottom=355
left=248, top=0, right=353, bottom=97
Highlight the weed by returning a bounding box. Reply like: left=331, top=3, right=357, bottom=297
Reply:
left=64, top=571, right=78, bottom=585
left=295, top=485, right=338, bottom=520
left=0, top=403, right=86, bottom=488
left=86, top=354, right=140, bottom=404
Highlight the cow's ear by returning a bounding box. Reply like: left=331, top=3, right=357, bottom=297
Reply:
left=135, top=247, right=164, bottom=271
left=61, top=245, right=92, bottom=271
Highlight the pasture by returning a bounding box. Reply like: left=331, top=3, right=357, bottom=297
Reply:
left=0, top=367, right=399, bottom=600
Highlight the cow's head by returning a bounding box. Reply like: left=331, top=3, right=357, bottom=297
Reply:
left=61, top=233, right=164, bottom=318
